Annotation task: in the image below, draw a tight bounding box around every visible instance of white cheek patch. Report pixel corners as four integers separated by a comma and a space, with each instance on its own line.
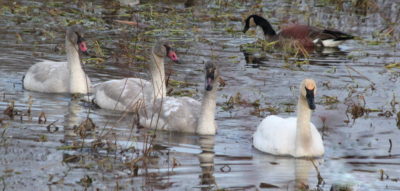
321, 39, 344, 47
256, 26, 266, 40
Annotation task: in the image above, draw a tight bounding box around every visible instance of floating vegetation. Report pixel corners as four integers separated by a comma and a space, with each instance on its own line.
385, 63, 400, 69
167, 79, 196, 88
221, 92, 251, 111
168, 89, 197, 97
397, 112, 400, 129
321, 95, 340, 105
3, 101, 16, 119
38, 111, 46, 124
73, 118, 96, 138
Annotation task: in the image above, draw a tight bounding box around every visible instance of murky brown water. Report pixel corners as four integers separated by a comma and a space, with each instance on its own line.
1, 0, 400, 190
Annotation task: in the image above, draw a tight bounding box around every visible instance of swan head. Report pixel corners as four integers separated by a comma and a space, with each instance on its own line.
300, 79, 316, 110
153, 41, 180, 63
66, 25, 88, 55
204, 61, 219, 91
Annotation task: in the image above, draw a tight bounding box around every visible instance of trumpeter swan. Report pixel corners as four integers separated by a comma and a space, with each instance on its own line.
253, 79, 324, 157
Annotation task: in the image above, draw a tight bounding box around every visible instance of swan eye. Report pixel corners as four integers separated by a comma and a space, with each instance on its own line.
76, 32, 85, 43
163, 44, 171, 54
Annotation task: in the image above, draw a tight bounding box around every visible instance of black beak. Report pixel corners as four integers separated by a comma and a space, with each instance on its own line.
243, 25, 249, 33
305, 88, 316, 110
205, 77, 213, 91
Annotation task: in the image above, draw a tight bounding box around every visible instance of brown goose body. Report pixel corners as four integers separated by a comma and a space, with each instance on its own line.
243, 15, 354, 48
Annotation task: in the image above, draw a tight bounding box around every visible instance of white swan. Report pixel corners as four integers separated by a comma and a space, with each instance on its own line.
253, 79, 324, 157
140, 61, 219, 135
23, 25, 91, 94
92, 41, 179, 111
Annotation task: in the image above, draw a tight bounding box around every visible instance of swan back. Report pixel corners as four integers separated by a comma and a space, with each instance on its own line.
94, 78, 152, 111
140, 96, 201, 133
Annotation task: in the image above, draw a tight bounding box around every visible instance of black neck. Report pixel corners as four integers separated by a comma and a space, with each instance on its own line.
245, 15, 276, 37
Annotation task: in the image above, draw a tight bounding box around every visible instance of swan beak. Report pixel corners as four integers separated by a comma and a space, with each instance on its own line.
167, 50, 181, 64
306, 88, 316, 110
77, 37, 88, 55
206, 77, 213, 91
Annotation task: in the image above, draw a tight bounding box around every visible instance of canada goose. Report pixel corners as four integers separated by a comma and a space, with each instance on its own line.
92, 41, 179, 111
23, 25, 91, 93
140, 61, 219, 135
243, 15, 354, 48
253, 79, 324, 157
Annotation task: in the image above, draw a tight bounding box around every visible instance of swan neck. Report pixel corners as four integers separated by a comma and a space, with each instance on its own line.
197, 87, 217, 135
150, 52, 166, 100
296, 96, 312, 144
66, 38, 87, 93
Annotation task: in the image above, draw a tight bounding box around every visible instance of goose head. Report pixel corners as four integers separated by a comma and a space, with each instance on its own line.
66, 25, 88, 55
243, 15, 257, 33
204, 61, 219, 91
243, 15, 276, 36
153, 41, 180, 63
300, 79, 316, 110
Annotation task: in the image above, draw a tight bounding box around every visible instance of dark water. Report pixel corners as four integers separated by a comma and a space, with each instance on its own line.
0, 0, 400, 190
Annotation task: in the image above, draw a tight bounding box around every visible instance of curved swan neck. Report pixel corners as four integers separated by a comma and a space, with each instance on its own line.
149, 51, 166, 100
66, 38, 87, 93
196, 86, 217, 135
296, 96, 312, 146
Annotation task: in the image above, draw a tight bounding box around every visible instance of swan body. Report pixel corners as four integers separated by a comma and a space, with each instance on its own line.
140, 61, 219, 135
243, 15, 354, 48
140, 96, 201, 133
92, 41, 179, 111
253, 79, 324, 157
23, 25, 91, 94
93, 78, 152, 111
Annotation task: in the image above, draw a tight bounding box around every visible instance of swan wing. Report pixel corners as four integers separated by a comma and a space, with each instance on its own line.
309, 123, 325, 156
253, 116, 297, 155
94, 78, 151, 111
24, 61, 68, 93
141, 97, 200, 133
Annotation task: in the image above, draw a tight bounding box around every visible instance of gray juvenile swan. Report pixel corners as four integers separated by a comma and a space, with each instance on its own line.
253, 79, 324, 157
23, 25, 91, 94
140, 61, 219, 135
92, 41, 179, 111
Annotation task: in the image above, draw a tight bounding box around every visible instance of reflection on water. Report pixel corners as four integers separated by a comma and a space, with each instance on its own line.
198, 136, 216, 189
